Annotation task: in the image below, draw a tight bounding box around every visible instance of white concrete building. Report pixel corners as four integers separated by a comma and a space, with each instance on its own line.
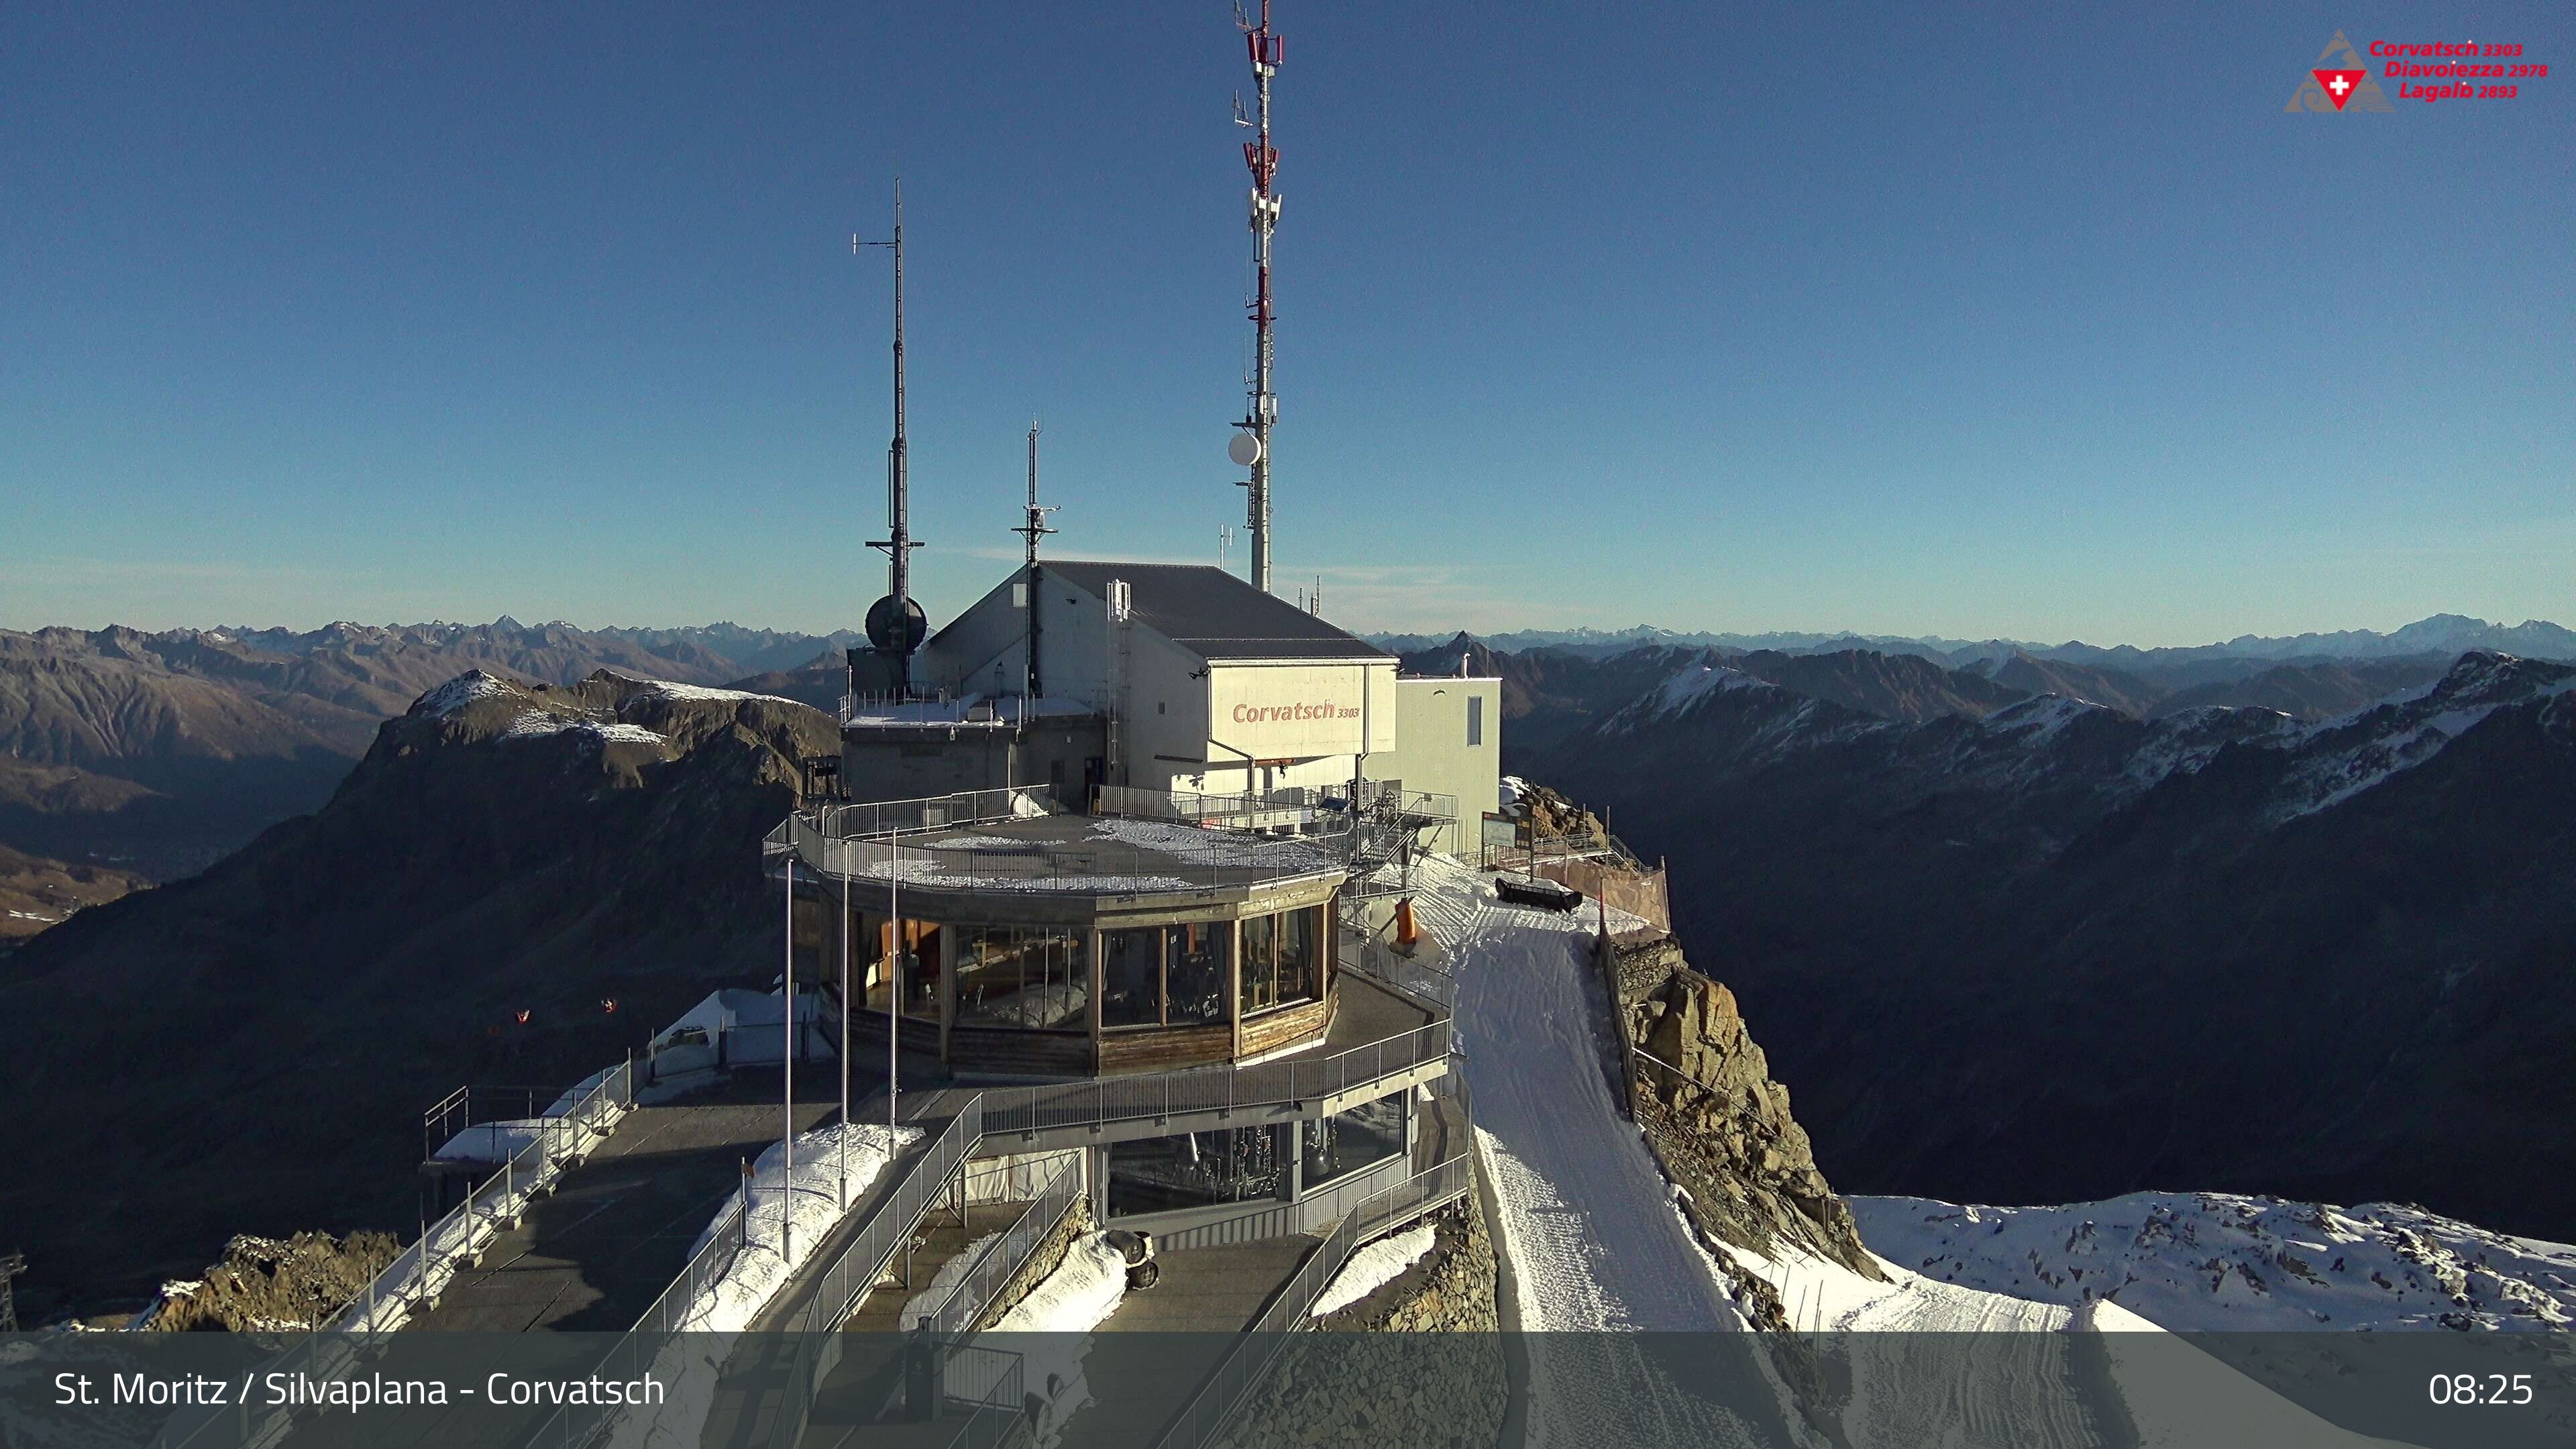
851, 561, 1497, 844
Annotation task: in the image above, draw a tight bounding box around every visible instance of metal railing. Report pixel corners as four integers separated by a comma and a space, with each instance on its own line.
149, 1061, 635, 1449
1151, 1150, 1477, 1449
979, 1020, 1450, 1138
922, 1153, 1083, 1336
421, 1084, 593, 1165
804, 786, 1064, 842
1347, 933, 1456, 1012
539, 992, 1456, 1449
781, 811, 1352, 896
341, 1061, 632, 1336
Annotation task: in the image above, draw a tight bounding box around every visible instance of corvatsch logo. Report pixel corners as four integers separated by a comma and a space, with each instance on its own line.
2288, 30, 2396, 111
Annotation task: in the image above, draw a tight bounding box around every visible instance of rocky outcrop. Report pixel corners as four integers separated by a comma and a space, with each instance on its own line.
1606, 934, 1884, 1285
1313, 1199, 1500, 1334
143, 1230, 400, 1332
0, 669, 841, 1318
1212, 1196, 1506, 1449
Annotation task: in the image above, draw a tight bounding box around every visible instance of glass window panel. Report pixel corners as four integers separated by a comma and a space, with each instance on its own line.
955, 926, 1089, 1030
1300, 1093, 1406, 1189
1108, 1126, 1284, 1216
1278, 905, 1325, 1005
859, 912, 939, 1020
1100, 926, 1163, 1028
1241, 913, 1279, 1013
1163, 921, 1230, 1026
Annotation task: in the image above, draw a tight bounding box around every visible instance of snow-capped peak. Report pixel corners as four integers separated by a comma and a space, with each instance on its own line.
414, 670, 517, 716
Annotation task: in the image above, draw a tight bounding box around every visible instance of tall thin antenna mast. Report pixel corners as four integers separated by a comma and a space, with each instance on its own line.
1014, 420, 1057, 574
1012, 420, 1057, 701
1232, 0, 1282, 593
858, 182, 925, 694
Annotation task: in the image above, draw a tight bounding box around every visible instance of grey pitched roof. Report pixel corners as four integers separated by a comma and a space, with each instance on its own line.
1040, 561, 1393, 662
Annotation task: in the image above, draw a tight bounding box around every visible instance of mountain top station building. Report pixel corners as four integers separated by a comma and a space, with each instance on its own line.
839, 561, 1498, 854
763, 559, 1498, 1248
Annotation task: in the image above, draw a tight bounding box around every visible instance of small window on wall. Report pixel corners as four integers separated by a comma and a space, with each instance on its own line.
1301, 1093, 1405, 1188
1241, 904, 1326, 1015
1108, 1126, 1283, 1216
1467, 695, 1485, 747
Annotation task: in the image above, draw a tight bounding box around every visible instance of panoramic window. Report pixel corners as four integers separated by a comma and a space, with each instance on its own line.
953, 926, 1087, 1030
1467, 694, 1484, 747
1240, 904, 1326, 1014
1163, 921, 1230, 1025
1108, 1126, 1283, 1216
1300, 1093, 1406, 1189
1099, 926, 1162, 1028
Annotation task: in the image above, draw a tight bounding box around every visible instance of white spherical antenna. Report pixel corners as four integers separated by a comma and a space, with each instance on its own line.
1228, 432, 1263, 467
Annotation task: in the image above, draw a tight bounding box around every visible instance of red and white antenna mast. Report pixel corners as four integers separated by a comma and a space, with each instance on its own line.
1231, 1, 1283, 593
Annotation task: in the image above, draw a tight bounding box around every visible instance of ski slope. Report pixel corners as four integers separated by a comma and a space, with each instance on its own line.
1416, 855, 2403, 1449
1419, 857, 1795, 1448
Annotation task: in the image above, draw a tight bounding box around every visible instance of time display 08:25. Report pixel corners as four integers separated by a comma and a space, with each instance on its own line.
2429, 1373, 2535, 1406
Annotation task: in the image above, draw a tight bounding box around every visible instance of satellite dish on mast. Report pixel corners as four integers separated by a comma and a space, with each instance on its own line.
1228, 432, 1263, 467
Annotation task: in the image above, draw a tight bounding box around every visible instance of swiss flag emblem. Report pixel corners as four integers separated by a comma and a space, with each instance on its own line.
2313, 68, 2365, 109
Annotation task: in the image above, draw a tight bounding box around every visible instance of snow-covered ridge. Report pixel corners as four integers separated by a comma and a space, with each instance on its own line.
415, 669, 515, 716
612, 674, 804, 708
1850, 1191, 2576, 1332
1604, 662, 1782, 732
1610, 649, 2573, 819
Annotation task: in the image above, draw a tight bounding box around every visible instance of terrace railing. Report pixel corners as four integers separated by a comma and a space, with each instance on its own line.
148, 1061, 634, 1449
778, 813, 1354, 896
979, 1020, 1449, 1140
1150, 1149, 1478, 1449
804, 784, 1065, 841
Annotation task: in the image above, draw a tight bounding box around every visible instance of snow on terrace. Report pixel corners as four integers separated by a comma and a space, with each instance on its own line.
1309, 1222, 1435, 1317
617, 1120, 919, 1449
826, 814, 1347, 897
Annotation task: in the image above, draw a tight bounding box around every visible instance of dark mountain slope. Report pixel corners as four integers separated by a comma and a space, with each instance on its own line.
1971, 652, 2162, 716
1729, 648, 2030, 722
2145, 655, 2450, 720
0, 671, 836, 1314
1536, 653, 2576, 1238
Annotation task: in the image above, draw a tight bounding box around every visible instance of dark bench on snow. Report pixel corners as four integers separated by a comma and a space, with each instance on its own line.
1495, 873, 1583, 912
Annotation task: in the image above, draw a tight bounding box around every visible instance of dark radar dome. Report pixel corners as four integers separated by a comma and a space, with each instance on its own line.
865, 595, 927, 653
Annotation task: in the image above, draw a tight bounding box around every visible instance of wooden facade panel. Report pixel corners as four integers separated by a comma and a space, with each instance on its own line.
951, 1027, 1093, 1076
1098, 1021, 1236, 1075
1238, 994, 1332, 1057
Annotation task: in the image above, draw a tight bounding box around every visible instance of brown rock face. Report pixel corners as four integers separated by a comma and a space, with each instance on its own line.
1610, 935, 1883, 1281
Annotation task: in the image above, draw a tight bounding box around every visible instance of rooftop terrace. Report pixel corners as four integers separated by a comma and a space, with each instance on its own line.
773, 786, 1361, 902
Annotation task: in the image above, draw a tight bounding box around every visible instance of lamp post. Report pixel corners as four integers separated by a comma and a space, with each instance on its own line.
782, 855, 795, 1267
888, 837, 901, 1154
840, 863, 852, 1210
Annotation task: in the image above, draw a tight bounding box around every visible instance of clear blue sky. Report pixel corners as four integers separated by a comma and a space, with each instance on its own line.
5, 2, 2569, 645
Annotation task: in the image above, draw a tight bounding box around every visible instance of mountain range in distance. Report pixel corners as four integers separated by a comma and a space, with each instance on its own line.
1375, 613, 2576, 669
0, 619, 858, 916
